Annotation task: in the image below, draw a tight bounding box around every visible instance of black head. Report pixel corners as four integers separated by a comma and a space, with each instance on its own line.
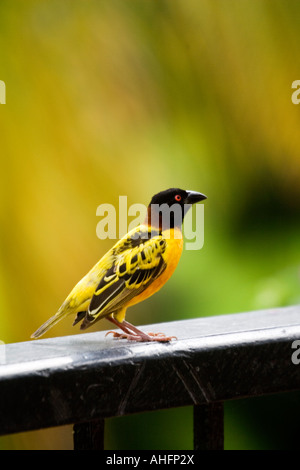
150, 188, 207, 207
146, 188, 207, 230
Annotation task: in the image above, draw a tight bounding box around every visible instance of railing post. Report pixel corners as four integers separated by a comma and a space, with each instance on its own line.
73, 418, 105, 450
193, 403, 224, 450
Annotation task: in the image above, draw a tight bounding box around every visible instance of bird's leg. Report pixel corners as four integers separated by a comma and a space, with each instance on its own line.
106, 317, 135, 339
106, 317, 176, 342
106, 317, 152, 341
122, 320, 177, 342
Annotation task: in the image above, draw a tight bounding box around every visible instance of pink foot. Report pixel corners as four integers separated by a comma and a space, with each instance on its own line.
105, 330, 176, 342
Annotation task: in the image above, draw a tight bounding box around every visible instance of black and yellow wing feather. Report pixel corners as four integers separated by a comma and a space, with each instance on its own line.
80, 227, 167, 329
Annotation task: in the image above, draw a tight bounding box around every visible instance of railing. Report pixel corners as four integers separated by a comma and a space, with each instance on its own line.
1, 305, 300, 450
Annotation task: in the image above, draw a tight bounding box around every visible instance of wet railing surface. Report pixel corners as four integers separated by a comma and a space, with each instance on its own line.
1, 305, 300, 449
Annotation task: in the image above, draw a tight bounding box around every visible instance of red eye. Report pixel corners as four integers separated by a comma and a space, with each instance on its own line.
175, 194, 181, 201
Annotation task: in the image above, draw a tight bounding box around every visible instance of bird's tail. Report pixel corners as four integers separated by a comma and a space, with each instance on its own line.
31, 303, 70, 339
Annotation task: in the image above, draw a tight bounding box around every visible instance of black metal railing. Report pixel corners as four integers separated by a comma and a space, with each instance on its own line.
1, 305, 300, 449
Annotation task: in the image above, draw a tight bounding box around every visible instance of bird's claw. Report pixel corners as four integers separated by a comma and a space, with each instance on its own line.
147, 332, 177, 341
105, 330, 177, 342
105, 330, 128, 339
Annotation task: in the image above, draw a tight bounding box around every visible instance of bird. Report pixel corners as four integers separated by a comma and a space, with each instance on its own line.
31, 188, 207, 342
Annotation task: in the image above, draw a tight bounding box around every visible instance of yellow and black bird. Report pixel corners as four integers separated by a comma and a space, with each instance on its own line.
31, 188, 206, 342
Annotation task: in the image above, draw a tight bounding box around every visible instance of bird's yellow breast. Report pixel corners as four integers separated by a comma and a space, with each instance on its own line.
126, 228, 183, 308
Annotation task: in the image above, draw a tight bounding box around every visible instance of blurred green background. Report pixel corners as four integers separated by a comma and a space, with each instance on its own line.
1, 0, 300, 449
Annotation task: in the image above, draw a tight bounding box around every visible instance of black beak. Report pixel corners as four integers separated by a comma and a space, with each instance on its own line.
185, 190, 207, 204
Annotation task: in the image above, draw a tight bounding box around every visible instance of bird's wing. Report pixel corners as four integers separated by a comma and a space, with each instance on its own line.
81, 228, 167, 327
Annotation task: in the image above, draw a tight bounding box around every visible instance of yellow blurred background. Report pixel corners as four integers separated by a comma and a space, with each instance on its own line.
1, 0, 300, 449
